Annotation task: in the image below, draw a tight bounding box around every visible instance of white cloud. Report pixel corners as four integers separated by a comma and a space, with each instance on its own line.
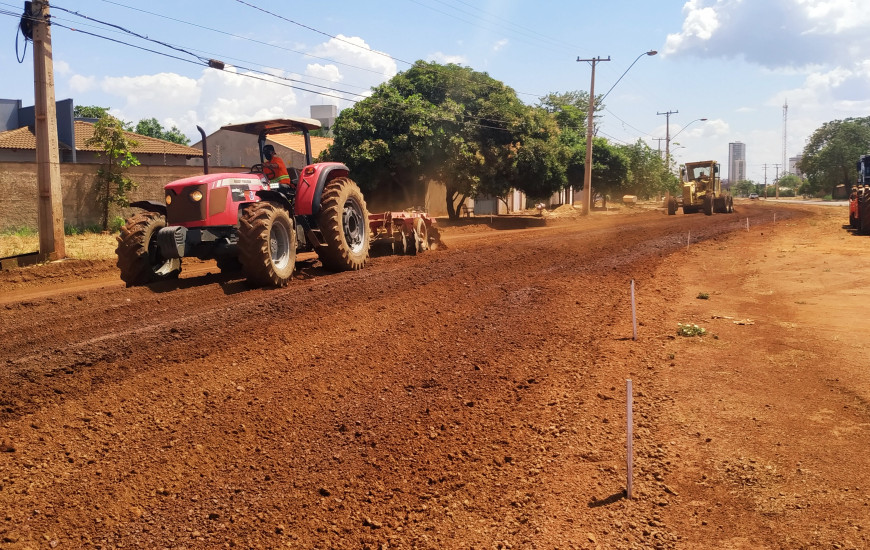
663, 0, 870, 69
492, 39, 509, 52
54, 60, 71, 76
426, 52, 468, 65
306, 64, 343, 83
68, 74, 96, 93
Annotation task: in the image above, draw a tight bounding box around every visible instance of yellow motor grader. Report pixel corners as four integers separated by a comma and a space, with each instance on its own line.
667, 160, 734, 215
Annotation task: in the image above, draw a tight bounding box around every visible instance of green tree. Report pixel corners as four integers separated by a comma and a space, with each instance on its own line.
74, 105, 111, 119
134, 117, 190, 145
324, 61, 566, 218
620, 139, 670, 198
799, 118, 870, 197
86, 115, 140, 231
537, 91, 600, 134
731, 179, 757, 197
564, 136, 629, 207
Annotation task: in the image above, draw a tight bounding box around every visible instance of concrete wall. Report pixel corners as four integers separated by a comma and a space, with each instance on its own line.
0, 162, 208, 231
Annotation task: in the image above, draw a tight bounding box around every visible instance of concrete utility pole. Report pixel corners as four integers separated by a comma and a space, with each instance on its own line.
31, 0, 65, 260
577, 55, 609, 215
653, 137, 666, 158
762, 164, 768, 197
658, 110, 678, 172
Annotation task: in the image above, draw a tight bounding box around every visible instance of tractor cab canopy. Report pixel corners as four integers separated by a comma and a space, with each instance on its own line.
221, 117, 323, 166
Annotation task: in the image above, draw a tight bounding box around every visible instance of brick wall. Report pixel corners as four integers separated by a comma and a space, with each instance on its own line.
0, 162, 208, 231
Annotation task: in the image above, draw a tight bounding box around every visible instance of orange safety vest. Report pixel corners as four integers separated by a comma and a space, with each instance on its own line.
264, 155, 291, 185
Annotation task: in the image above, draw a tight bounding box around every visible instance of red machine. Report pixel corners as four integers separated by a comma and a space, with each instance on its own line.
116, 118, 437, 288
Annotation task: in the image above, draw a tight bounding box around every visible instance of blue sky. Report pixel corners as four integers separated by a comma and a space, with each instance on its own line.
3, 0, 869, 184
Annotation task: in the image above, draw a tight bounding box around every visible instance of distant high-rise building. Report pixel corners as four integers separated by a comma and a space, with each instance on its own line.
789, 155, 803, 178
729, 142, 746, 183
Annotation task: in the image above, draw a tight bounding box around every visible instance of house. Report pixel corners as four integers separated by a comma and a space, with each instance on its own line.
0, 98, 203, 165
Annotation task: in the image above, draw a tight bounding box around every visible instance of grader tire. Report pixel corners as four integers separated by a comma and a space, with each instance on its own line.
238, 201, 296, 287
316, 177, 370, 271
667, 197, 678, 215
703, 195, 714, 216
115, 212, 181, 287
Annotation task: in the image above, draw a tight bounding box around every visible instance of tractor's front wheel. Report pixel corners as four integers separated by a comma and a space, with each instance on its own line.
667, 197, 678, 215
238, 201, 296, 287
115, 212, 181, 287
317, 177, 370, 271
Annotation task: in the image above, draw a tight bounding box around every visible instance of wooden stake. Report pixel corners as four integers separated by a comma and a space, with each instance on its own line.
631, 279, 637, 341
627, 379, 634, 499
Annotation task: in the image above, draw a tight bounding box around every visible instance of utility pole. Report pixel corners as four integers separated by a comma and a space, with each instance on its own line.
657, 110, 678, 172
653, 138, 666, 158
31, 0, 65, 260
762, 164, 768, 198
577, 55, 609, 215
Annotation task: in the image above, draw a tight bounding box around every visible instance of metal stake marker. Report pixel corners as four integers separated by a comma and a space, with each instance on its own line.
687, 230, 691, 251
631, 280, 637, 341
627, 379, 634, 499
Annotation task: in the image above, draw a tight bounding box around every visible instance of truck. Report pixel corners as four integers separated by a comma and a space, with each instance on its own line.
667, 160, 734, 216
115, 118, 438, 288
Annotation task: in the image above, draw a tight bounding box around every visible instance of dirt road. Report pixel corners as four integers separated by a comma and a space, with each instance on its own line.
1, 202, 867, 549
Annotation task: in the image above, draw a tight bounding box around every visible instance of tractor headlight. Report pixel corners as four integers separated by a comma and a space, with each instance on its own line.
190, 190, 203, 202
165, 194, 172, 205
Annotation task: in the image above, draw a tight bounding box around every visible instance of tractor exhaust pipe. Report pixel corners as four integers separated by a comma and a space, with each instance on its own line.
197, 125, 209, 175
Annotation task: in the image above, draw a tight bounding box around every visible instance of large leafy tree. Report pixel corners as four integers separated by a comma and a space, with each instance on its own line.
86, 115, 140, 231
324, 61, 568, 218
799, 118, 870, 196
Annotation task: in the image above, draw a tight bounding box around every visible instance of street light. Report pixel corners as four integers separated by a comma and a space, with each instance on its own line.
661, 116, 707, 171
577, 50, 656, 215
599, 50, 658, 104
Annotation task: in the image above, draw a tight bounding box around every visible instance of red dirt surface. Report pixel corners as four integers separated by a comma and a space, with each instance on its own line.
1, 202, 867, 549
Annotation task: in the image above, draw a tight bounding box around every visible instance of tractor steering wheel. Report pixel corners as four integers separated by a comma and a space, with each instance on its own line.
249, 163, 264, 174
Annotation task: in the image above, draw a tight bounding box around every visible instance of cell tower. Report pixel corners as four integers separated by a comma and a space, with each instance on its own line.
782, 100, 788, 176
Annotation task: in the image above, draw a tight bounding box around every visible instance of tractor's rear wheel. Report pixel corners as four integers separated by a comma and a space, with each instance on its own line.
703, 194, 714, 216
727, 196, 734, 213
317, 177, 370, 271
115, 212, 181, 287
238, 201, 296, 287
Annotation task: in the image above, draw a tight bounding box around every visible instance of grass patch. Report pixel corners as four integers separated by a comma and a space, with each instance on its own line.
696, 292, 710, 300
677, 323, 707, 337
0, 230, 117, 260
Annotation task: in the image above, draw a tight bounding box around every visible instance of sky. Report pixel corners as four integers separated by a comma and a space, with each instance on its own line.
2, 0, 870, 184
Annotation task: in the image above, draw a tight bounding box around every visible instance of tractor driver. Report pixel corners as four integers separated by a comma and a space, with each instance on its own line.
262, 144, 292, 187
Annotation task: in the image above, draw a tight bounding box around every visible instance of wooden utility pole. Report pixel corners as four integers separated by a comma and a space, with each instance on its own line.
577, 56, 609, 215
31, 0, 65, 260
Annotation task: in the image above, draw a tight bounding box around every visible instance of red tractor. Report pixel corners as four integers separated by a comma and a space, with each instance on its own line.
116, 118, 371, 287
